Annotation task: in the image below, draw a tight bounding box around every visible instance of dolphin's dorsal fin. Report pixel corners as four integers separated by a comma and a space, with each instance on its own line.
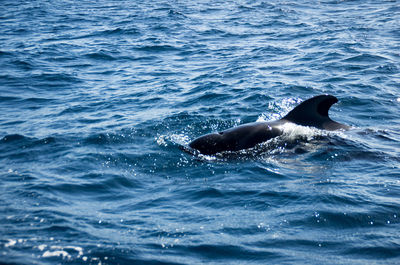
281, 95, 349, 130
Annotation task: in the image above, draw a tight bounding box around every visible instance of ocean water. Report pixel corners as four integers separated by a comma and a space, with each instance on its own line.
1, 0, 400, 264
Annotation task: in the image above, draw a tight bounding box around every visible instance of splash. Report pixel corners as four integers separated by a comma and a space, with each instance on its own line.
277, 122, 327, 141
156, 133, 191, 147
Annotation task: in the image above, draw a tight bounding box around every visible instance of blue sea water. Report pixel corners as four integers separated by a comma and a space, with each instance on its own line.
1, 0, 400, 264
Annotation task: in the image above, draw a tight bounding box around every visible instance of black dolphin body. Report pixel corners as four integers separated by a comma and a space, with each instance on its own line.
189, 95, 350, 155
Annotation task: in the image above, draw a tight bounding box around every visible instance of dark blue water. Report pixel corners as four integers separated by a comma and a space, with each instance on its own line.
1, 0, 400, 264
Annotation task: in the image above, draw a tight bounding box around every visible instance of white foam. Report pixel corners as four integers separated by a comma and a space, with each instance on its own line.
156, 133, 190, 147
38, 244, 47, 251
5, 239, 16, 247
156, 135, 167, 146
42, 250, 69, 258
40, 245, 84, 259
278, 122, 324, 141
169, 133, 190, 145
198, 153, 217, 161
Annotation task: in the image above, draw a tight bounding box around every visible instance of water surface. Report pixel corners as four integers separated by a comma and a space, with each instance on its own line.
1, 0, 400, 264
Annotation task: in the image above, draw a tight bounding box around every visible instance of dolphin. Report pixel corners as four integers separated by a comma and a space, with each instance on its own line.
189, 95, 350, 155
